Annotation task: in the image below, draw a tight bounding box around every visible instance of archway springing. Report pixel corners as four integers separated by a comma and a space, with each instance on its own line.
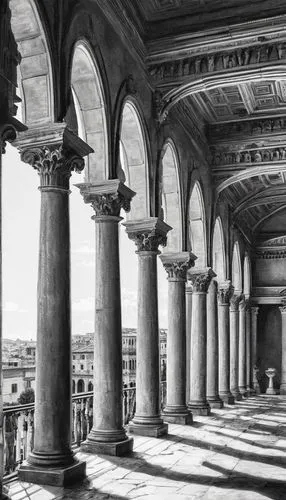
71, 41, 108, 182
119, 101, 149, 219
232, 242, 242, 293
161, 141, 182, 251
212, 217, 226, 283
188, 182, 207, 267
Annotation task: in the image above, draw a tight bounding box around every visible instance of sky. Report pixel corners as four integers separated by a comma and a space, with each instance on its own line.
2, 144, 168, 340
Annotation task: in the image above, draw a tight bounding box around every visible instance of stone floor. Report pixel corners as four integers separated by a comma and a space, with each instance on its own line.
5, 396, 286, 500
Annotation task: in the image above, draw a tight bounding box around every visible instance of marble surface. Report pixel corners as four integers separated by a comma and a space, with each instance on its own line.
5, 395, 286, 499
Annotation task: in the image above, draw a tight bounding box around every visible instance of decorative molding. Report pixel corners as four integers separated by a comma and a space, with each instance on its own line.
77, 180, 136, 217
217, 281, 233, 305
123, 217, 172, 253
255, 248, 286, 259
212, 146, 286, 167
188, 268, 216, 293
160, 252, 197, 281
208, 117, 286, 143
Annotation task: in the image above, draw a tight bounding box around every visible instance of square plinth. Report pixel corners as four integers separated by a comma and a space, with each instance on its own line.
128, 422, 168, 437
221, 394, 235, 405
163, 412, 193, 425
18, 459, 86, 487
189, 406, 211, 416
81, 437, 133, 456
208, 400, 224, 409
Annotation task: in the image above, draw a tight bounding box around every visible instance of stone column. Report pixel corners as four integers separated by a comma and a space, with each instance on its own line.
188, 268, 215, 415
185, 283, 192, 403
238, 297, 247, 396
245, 301, 252, 395
77, 180, 135, 454
229, 295, 242, 401
124, 218, 171, 437
251, 306, 260, 393
279, 304, 286, 394
207, 280, 223, 408
160, 252, 196, 424
16, 125, 92, 485
217, 282, 235, 404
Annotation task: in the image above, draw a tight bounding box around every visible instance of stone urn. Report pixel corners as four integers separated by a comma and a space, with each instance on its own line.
265, 368, 277, 395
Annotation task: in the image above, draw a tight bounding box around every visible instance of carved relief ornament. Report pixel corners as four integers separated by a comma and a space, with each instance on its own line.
124, 218, 172, 253
188, 268, 216, 293
76, 180, 136, 218
212, 146, 286, 167
230, 294, 241, 311
160, 252, 197, 281
217, 282, 233, 305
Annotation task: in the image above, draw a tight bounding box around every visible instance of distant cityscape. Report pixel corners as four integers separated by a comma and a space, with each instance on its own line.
3, 329, 167, 405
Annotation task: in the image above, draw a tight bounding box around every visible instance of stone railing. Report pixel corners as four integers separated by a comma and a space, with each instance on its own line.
2, 384, 168, 478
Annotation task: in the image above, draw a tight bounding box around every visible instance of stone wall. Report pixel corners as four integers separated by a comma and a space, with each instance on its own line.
257, 305, 281, 393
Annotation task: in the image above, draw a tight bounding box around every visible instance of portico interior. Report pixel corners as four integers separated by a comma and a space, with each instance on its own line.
1, 0, 286, 497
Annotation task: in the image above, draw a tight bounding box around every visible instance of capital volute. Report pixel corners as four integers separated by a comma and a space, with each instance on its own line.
217, 280, 233, 305
123, 217, 172, 253
76, 179, 136, 218
160, 252, 197, 281
188, 267, 216, 293
14, 124, 93, 190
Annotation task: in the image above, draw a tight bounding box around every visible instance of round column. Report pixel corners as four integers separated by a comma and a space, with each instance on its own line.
229, 295, 242, 401
239, 298, 247, 396
279, 304, 286, 394
207, 280, 223, 408
79, 180, 134, 455
245, 301, 252, 395
251, 306, 260, 393
188, 268, 215, 416
124, 218, 171, 437
218, 283, 235, 405
160, 253, 195, 424
185, 284, 192, 403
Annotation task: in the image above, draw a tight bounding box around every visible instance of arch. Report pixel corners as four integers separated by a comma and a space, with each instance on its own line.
77, 379, 85, 393
10, 0, 54, 124
188, 181, 207, 267
72, 380, 75, 394
212, 217, 226, 282
244, 253, 251, 298
232, 242, 242, 293
88, 381, 93, 391
118, 100, 150, 219
70, 41, 108, 182
161, 140, 183, 251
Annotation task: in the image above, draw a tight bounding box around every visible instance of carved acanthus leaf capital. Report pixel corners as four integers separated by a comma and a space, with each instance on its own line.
230, 294, 242, 311
239, 295, 246, 311
188, 268, 216, 293
160, 252, 197, 281
77, 180, 136, 217
217, 281, 233, 305
124, 217, 172, 253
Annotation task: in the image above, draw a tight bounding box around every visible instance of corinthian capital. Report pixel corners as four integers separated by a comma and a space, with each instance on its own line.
230, 294, 241, 312
123, 218, 172, 253
188, 268, 216, 293
160, 252, 197, 281
77, 180, 136, 217
217, 281, 233, 305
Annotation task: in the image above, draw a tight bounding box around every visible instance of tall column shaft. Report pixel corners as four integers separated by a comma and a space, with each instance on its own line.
207, 280, 223, 408
124, 218, 171, 437
251, 306, 259, 391
185, 285, 192, 403
229, 296, 242, 400
161, 253, 195, 425
188, 268, 215, 416
239, 298, 247, 396
78, 180, 134, 455
218, 283, 235, 405
245, 302, 252, 394
279, 305, 286, 395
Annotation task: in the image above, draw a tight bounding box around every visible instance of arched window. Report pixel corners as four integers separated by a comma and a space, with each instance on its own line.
77, 379, 85, 393
212, 217, 226, 283
72, 380, 75, 394
232, 242, 242, 293
188, 182, 207, 267
88, 381, 93, 391
161, 141, 182, 251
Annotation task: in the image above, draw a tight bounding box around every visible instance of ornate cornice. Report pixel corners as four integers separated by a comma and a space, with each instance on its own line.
212, 145, 286, 168
77, 180, 136, 217
160, 252, 197, 282
217, 281, 233, 305
123, 217, 172, 253
188, 268, 216, 293
255, 248, 286, 259
208, 117, 286, 144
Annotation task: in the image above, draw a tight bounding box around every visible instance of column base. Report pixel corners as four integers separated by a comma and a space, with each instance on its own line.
280, 383, 286, 395
18, 459, 86, 487
219, 393, 235, 405
266, 388, 276, 395
230, 388, 242, 401
128, 420, 168, 437
188, 401, 211, 416
81, 437, 133, 456
162, 410, 193, 425
207, 397, 224, 409
239, 386, 247, 397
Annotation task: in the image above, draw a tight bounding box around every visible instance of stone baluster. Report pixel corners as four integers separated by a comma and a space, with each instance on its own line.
16, 414, 22, 465
251, 306, 259, 393
16, 124, 92, 485
239, 297, 247, 396
207, 280, 223, 408
188, 268, 216, 415
160, 252, 196, 424
124, 218, 171, 437
218, 282, 235, 404
185, 283, 193, 403
279, 303, 286, 394
77, 180, 135, 454
229, 295, 242, 400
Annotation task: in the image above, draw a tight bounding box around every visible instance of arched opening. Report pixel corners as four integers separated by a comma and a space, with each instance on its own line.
88, 381, 93, 392
118, 100, 149, 220
72, 380, 75, 394
212, 217, 226, 283
161, 141, 182, 252
70, 41, 108, 182
244, 253, 251, 298
77, 379, 85, 393
232, 242, 242, 294
188, 182, 207, 268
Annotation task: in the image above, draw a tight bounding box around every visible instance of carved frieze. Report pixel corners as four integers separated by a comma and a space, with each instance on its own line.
208, 117, 286, 142
212, 146, 286, 167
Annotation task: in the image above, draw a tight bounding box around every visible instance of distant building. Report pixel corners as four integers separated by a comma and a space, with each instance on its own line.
3, 366, 36, 405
